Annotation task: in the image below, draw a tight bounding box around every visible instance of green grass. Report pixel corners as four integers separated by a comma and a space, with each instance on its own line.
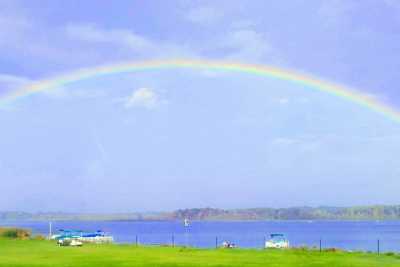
0, 238, 400, 267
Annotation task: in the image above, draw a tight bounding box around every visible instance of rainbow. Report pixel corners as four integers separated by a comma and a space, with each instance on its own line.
1, 59, 399, 123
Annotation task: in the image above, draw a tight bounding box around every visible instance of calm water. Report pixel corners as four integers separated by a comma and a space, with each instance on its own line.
2, 220, 400, 252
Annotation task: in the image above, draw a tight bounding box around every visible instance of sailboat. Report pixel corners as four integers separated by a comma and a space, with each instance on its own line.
184, 218, 190, 227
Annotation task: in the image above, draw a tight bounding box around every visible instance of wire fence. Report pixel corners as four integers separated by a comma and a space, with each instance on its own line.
119, 234, 400, 253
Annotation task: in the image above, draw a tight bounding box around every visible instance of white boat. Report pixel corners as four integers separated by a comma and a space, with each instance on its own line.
265, 234, 289, 249
184, 218, 190, 227
58, 238, 83, 247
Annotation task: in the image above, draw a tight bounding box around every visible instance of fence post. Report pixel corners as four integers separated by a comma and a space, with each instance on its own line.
172, 235, 175, 247
48, 221, 52, 240
377, 239, 380, 254
215, 236, 218, 249
319, 239, 322, 252
135, 235, 138, 246
263, 236, 266, 249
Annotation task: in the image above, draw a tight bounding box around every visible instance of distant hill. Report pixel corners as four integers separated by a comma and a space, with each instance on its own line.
171, 206, 400, 221
2, 205, 400, 221
0, 211, 170, 222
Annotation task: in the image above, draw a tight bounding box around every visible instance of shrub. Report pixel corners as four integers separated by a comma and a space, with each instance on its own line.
0, 227, 31, 239
323, 248, 342, 253
33, 235, 46, 240
292, 245, 310, 251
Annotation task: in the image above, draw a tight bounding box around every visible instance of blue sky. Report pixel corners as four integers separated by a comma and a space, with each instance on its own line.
1, 0, 400, 212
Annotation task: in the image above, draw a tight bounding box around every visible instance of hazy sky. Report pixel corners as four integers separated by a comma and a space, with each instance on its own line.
1, 0, 400, 212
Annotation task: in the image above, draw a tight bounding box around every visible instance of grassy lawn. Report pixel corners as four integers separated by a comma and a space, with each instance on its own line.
0, 238, 400, 267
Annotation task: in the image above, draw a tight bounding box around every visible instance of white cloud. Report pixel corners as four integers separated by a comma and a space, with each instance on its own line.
383, 0, 400, 9
121, 88, 163, 110
0, 19, 102, 71
277, 98, 289, 105
231, 20, 257, 30
359, 92, 388, 103
185, 6, 223, 25
215, 29, 281, 63
0, 1, 32, 44
318, 0, 356, 29
298, 97, 310, 104
66, 24, 156, 53
91, 129, 108, 162
0, 2, 283, 80
0, 74, 31, 87
272, 137, 297, 146
0, 73, 106, 101
0, 74, 31, 99
0, 74, 30, 111
0, 16, 31, 44
271, 136, 321, 152
1, 9, 197, 73
41, 86, 107, 100
65, 23, 196, 59
270, 97, 292, 105
179, 3, 281, 63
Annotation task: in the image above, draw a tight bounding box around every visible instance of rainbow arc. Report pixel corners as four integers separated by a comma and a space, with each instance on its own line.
1, 59, 399, 123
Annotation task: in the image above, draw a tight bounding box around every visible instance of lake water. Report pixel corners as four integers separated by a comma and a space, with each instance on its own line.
2, 220, 400, 252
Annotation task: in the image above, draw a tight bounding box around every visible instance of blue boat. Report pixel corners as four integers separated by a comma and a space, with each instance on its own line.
52, 229, 113, 244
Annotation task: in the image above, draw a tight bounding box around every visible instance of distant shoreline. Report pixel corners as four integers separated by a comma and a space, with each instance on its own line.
2, 205, 400, 221
2, 219, 400, 223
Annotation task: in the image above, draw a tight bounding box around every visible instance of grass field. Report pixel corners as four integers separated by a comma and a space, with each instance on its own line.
1, 238, 400, 267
